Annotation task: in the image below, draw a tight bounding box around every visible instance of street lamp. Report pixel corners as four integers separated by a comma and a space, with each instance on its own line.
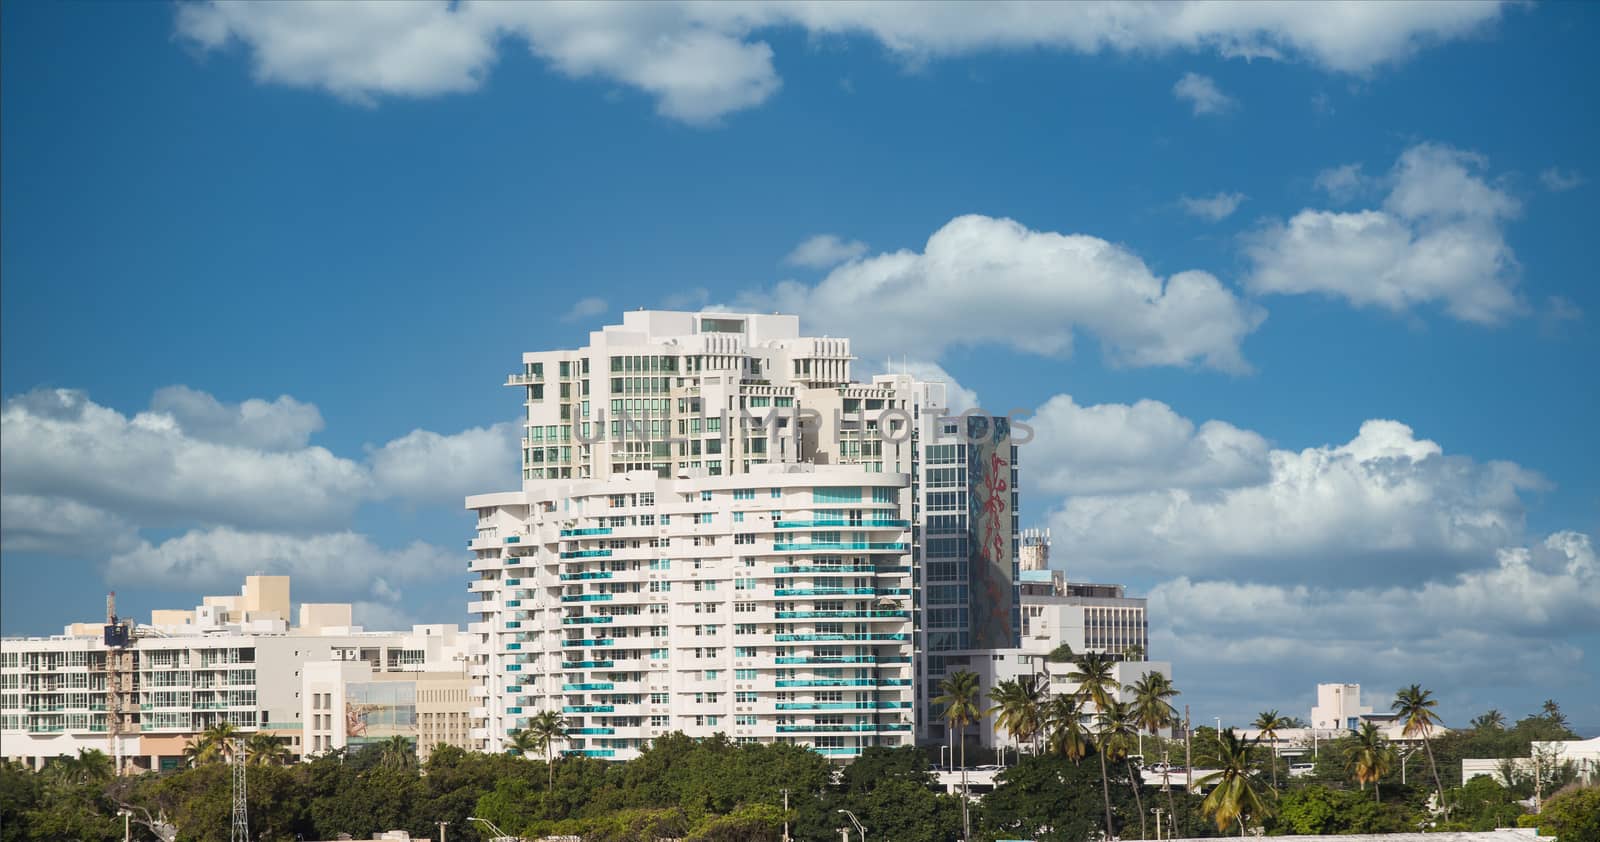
467, 816, 511, 841
837, 809, 866, 842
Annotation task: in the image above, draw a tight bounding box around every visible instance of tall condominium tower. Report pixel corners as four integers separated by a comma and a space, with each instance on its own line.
466, 311, 1018, 759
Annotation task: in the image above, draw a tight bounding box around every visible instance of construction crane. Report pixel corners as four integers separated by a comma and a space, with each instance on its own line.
104, 592, 134, 775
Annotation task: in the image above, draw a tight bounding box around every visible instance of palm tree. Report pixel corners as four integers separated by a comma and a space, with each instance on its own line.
47, 749, 114, 786
1392, 685, 1447, 811
1044, 694, 1090, 764
244, 733, 290, 766
1199, 728, 1271, 834
1102, 699, 1147, 839
1070, 653, 1121, 840
1470, 709, 1507, 731
1541, 699, 1568, 728
934, 670, 982, 842
988, 675, 1047, 755
1345, 722, 1392, 802
1252, 710, 1292, 792
508, 727, 541, 757
185, 721, 241, 765
528, 709, 569, 789
1130, 672, 1181, 824
1122, 644, 1145, 661
378, 735, 415, 769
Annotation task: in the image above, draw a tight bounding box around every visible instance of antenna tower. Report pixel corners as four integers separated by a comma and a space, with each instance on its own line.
231, 738, 249, 842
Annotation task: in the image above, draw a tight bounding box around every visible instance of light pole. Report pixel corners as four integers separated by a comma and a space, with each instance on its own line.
119, 809, 131, 842
781, 789, 790, 842
437, 820, 449, 842
1152, 807, 1165, 841
467, 816, 510, 841
837, 808, 866, 842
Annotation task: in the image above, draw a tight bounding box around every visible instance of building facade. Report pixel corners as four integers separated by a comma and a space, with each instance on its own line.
466, 311, 1022, 759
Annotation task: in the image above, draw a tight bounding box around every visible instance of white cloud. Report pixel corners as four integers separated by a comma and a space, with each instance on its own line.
741, 214, 1264, 372
1172, 72, 1236, 115
149, 385, 324, 451
1047, 418, 1544, 585
368, 421, 522, 505
1179, 191, 1246, 221
1149, 531, 1598, 724
175, 1, 1510, 123
1, 388, 370, 532
1313, 163, 1367, 202
561, 296, 609, 323
0, 494, 141, 556
106, 527, 456, 596
895, 360, 980, 414
1025, 394, 1269, 495
784, 234, 869, 269
1246, 143, 1524, 324
1539, 167, 1585, 192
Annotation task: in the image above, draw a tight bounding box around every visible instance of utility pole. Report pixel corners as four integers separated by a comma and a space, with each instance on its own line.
1184, 705, 1193, 793
437, 821, 448, 842
781, 789, 790, 842
1153, 807, 1164, 841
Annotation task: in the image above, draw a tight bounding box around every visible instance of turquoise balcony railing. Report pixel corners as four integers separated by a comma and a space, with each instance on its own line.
562, 616, 614, 625
775, 610, 909, 620
561, 593, 614, 602
774, 678, 913, 688
776, 723, 912, 733
568, 727, 616, 735
563, 748, 616, 757
561, 661, 614, 669
560, 571, 614, 581
812, 747, 863, 756
775, 701, 913, 711
562, 682, 614, 691
774, 655, 910, 665
561, 528, 613, 536
560, 549, 614, 559
774, 633, 908, 642
563, 704, 614, 713
773, 519, 909, 529
561, 638, 614, 647
773, 541, 908, 552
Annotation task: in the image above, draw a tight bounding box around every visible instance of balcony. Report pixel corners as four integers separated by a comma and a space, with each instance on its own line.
775, 701, 913, 711
562, 682, 614, 691
773, 519, 909, 529
561, 639, 614, 647
559, 572, 614, 581
560, 594, 613, 603
562, 616, 614, 625
811, 747, 863, 756
560, 528, 613, 537
774, 587, 879, 597
773, 565, 885, 575
568, 727, 615, 735
563, 749, 616, 758
563, 704, 614, 713
774, 633, 907, 642
560, 550, 614, 559
776, 723, 912, 733
775, 610, 909, 620
773, 542, 908, 552
560, 661, 614, 669
775, 678, 912, 688
774, 655, 910, 665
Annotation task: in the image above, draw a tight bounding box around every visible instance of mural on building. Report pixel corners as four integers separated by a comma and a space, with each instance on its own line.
344, 682, 418, 747
967, 415, 1015, 649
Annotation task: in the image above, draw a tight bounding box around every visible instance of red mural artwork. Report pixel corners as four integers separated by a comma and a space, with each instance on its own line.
978, 449, 1011, 637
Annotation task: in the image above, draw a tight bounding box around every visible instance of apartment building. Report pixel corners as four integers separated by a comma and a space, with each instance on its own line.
466, 310, 1021, 759
0, 576, 466, 771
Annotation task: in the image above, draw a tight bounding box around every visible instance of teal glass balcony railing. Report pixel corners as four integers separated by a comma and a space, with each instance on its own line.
774, 655, 911, 665
568, 727, 616, 735
560, 571, 614, 581
812, 746, 863, 756
561, 593, 614, 602
562, 616, 614, 625
563, 704, 614, 713
560, 549, 614, 559
562, 682, 614, 691
773, 541, 908, 552
563, 748, 616, 757
561, 638, 614, 647
774, 678, 913, 688
561, 661, 614, 669
775, 701, 913, 711
774, 633, 908, 642
774, 587, 879, 597
560, 527, 613, 537
775, 610, 909, 620
773, 519, 909, 529
776, 723, 912, 733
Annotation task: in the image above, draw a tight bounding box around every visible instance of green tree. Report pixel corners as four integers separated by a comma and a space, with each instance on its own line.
1345, 722, 1393, 802
1044, 694, 1090, 764
1130, 671, 1181, 823
1251, 710, 1291, 792
933, 669, 982, 841
1442, 775, 1524, 831
1198, 728, 1271, 834
379, 734, 416, 770
529, 709, 570, 789
1519, 784, 1600, 842
988, 675, 1047, 754
1469, 709, 1507, 731
1392, 684, 1447, 811
979, 752, 1133, 842
1101, 699, 1147, 839
245, 732, 291, 766
1540, 699, 1568, 728
1070, 652, 1121, 839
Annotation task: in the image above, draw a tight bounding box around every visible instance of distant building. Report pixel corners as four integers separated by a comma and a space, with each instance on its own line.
0, 576, 465, 771
1462, 736, 1600, 786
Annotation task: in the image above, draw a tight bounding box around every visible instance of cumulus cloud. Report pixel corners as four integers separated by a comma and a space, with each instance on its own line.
784, 234, 869, 269
106, 527, 457, 595
1246, 143, 1524, 324
1150, 531, 1598, 723
1173, 72, 1236, 115
887, 360, 980, 414
741, 214, 1265, 372
1, 388, 369, 532
174, 1, 1509, 123
561, 297, 609, 323
149, 385, 324, 451
1025, 394, 1269, 495
0, 494, 141, 556
1179, 191, 1247, 221
369, 421, 522, 504
1048, 418, 1544, 585
1539, 167, 1584, 192
1313, 163, 1367, 202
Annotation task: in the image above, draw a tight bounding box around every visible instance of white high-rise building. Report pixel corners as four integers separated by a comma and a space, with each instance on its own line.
466, 311, 1022, 759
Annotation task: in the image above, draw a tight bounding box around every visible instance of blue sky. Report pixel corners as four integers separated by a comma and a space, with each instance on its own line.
3, 1, 1596, 733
